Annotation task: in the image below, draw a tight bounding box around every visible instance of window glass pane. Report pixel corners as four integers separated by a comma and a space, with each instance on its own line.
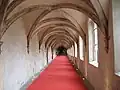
88, 22, 94, 62
75, 42, 77, 57
93, 30, 98, 62
94, 29, 98, 45
94, 23, 97, 29
94, 45, 98, 61
112, 0, 120, 75
79, 36, 84, 60
88, 20, 98, 67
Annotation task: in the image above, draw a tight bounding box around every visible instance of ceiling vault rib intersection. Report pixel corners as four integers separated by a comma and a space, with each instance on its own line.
0, 0, 109, 53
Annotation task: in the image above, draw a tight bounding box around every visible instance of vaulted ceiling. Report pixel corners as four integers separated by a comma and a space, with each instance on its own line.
0, 0, 109, 53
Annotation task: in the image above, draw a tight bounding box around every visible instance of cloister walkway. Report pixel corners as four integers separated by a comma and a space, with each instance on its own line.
27, 56, 88, 90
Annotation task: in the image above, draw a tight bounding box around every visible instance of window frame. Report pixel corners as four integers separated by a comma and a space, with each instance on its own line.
88, 20, 99, 67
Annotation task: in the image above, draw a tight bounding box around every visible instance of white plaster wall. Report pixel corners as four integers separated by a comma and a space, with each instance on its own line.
0, 18, 47, 90
112, 0, 120, 73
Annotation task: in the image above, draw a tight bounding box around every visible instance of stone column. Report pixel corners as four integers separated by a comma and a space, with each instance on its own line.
84, 32, 89, 78
98, 0, 114, 90
46, 48, 49, 64
83, 19, 89, 78
77, 39, 80, 59
73, 44, 75, 57
73, 44, 76, 64
76, 39, 80, 69
103, 0, 114, 90
51, 47, 53, 59
0, 41, 3, 54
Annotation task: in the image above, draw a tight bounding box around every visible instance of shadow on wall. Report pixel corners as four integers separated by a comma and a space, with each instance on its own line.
113, 75, 120, 90
19, 61, 52, 90
19, 72, 40, 90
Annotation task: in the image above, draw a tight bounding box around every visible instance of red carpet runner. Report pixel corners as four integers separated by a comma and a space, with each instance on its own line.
27, 56, 88, 90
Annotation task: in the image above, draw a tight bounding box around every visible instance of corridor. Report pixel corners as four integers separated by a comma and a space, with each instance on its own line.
0, 0, 119, 90
27, 56, 87, 90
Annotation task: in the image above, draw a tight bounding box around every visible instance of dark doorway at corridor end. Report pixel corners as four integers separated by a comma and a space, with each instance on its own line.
56, 46, 67, 56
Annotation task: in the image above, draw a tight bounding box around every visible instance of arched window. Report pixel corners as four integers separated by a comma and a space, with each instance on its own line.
88, 19, 98, 67
79, 36, 84, 60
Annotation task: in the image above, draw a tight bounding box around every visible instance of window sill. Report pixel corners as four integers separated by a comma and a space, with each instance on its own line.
80, 58, 84, 60
89, 61, 98, 67
115, 72, 120, 76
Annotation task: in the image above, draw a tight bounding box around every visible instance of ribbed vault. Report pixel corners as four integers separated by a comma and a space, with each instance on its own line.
0, 0, 109, 53
39, 30, 77, 48
44, 33, 75, 48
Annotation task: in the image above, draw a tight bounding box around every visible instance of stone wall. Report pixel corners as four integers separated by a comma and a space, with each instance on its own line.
0, 19, 49, 90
